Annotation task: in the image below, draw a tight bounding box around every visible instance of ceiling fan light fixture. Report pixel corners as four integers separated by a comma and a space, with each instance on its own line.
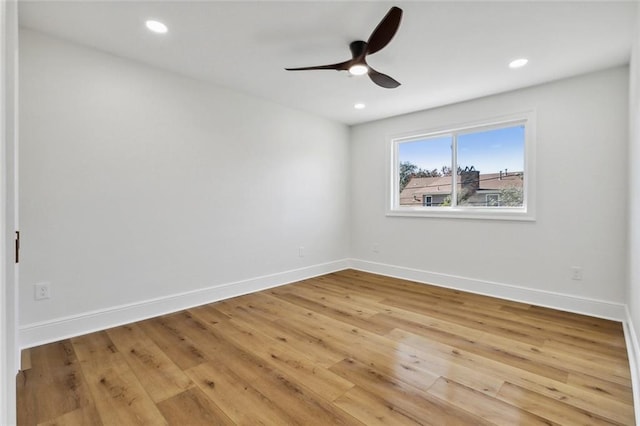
509, 58, 528, 69
145, 20, 168, 34
285, 7, 402, 88
348, 64, 369, 76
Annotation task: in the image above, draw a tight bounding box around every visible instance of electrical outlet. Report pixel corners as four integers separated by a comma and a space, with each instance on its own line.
34, 282, 51, 300
571, 266, 583, 281
298, 246, 305, 258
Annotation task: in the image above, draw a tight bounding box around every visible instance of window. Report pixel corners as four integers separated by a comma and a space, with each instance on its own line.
486, 194, 501, 207
389, 112, 535, 220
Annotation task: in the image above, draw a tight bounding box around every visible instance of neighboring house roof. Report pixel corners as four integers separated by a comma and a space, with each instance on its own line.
399, 172, 523, 205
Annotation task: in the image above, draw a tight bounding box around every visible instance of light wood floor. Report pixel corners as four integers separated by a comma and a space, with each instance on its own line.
17, 270, 635, 425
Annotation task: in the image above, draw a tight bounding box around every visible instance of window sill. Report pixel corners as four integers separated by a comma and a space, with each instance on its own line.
386, 207, 535, 221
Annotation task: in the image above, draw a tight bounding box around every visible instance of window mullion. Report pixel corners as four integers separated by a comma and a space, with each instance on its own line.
451, 133, 458, 208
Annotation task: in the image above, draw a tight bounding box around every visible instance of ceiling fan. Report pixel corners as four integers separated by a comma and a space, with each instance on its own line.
285, 6, 403, 89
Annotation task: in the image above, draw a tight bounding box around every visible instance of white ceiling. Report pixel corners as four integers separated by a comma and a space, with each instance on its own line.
18, 1, 637, 125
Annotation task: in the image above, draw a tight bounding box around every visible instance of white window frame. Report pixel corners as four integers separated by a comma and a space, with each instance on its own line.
423, 195, 432, 207
387, 111, 536, 221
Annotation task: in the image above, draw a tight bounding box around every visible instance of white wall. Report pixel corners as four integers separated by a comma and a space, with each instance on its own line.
350, 67, 629, 314
18, 29, 350, 338
627, 2, 640, 405
629, 0, 640, 337
1, 1, 19, 424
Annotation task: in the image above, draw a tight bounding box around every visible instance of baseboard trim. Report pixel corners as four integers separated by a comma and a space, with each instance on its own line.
623, 306, 640, 425
348, 259, 627, 321
19, 258, 628, 351
19, 259, 349, 351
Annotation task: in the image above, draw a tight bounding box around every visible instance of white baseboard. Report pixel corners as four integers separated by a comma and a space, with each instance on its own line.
19, 259, 349, 350
19, 257, 628, 350
624, 307, 640, 426
348, 259, 627, 321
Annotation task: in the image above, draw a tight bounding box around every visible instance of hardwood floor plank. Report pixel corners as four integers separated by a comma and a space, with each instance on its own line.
157, 307, 359, 423
149, 310, 243, 360
203, 338, 362, 425
156, 387, 235, 426
37, 405, 104, 426
273, 283, 381, 317
17, 341, 93, 425
270, 290, 397, 335
17, 270, 634, 425
297, 276, 388, 306
333, 386, 426, 426
329, 358, 492, 425
276, 304, 503, 395
105, 324, 193, 403
211, 317, 355, 401
382, 296, 549, 347
325, 272, 468, 309
324, 277, 624, 352
501, 373, 634, 424
264, 291, 501, 396
70, 331, 118, 362
213, 292, 292, 323
388, 326, 566, 386
543, 337, 629, 362
567, 371, 634, 405
77, 352, 168, 425
137, 315, 209, 370
496, 307, 627, 349
405, 295, 624, 349
381, 340, 505, 395
217, 306, 346, 367
269, 289, 391, 335
331, 270, 523, 313
382, 309, 629, 385
387, 325, 570, 383
185, 361, 299, 425
533, 343, 631, 385
342, 270, 626, 348
187, 304, 232, 326
504, 304, 625, 333
20, 349, 31, 371
388, 327, 634, 423
427, 377, 556, 426
496, 381, 630, 425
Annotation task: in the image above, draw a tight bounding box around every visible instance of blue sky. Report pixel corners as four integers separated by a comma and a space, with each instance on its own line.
399, 125, 525, 174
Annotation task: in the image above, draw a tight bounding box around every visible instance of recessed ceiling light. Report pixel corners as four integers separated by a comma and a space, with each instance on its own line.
145, 20, 168, 34
348, 64, 369, 76
354, 103, 366, 110
509, 58, 528, 69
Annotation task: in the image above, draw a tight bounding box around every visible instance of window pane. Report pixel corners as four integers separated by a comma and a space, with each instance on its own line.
398, 135, 453, 207
456, 125, 525, 207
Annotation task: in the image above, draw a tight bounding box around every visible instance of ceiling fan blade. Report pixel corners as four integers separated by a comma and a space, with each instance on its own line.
368, 68, 401, 89
285, 60, 351, 71
366, 6, 403, 55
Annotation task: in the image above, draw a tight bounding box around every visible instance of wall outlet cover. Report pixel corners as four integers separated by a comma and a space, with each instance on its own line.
35, 282, 51, 300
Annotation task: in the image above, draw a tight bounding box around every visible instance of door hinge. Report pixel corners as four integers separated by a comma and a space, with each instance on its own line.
15, 231, 20, 263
